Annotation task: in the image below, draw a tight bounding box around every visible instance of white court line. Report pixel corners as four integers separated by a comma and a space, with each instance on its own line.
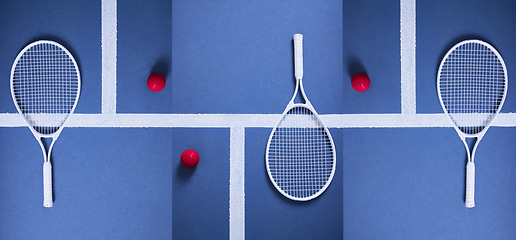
400, 0, 416, 114
229, 127, 245, 240
101, 0, 117, 114
51, 113, 516, 128
2, 113, 516, 128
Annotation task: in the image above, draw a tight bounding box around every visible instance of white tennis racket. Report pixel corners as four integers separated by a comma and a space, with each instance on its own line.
10, 40, 81, 207
437, 39, 507, 208
265, 34, 336, 201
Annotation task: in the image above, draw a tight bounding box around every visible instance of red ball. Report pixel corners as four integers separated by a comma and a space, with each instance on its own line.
180, 149, 199, 168
147, 73, 166, 92
351, 73, 370, 92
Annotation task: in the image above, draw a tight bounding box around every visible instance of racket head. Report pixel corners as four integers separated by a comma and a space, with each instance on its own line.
437, 39, 507, 137
10, 40, 81, 137
266, 103, 336, 201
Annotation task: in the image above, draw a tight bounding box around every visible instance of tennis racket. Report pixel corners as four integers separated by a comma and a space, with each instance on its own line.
265, 34, 336, 201
10, 40, 81, 207
437, 39, 507, 208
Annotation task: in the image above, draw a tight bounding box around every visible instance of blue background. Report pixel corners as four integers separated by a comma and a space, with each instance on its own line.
1, 0, 516, 239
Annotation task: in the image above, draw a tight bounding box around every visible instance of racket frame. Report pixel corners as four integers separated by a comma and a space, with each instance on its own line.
265, 34, 336, 201
10, 40, 81, 208
437, 39, 508, 208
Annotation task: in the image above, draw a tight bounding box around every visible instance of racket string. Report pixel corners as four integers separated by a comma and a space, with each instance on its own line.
439, 41, 506, 135
268, 106, 335, 199
12, 42, 79, 135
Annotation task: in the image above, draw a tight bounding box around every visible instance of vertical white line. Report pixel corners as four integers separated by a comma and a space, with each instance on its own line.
229, 127, 245, 240
101, 0, 117, 114
400, 0, 416, 114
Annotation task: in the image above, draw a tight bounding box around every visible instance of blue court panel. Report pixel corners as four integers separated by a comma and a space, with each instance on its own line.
118, 0, 172, 113
0, 0, 102, 114
246, 129, 343, 240
342, 128, 516, 239
0, 128, 173, 239
1, 0, 516, 239
417, 0, 516, 113
343, 0, 402, 114
172, 128, 229, 240
169, 0, 345, 114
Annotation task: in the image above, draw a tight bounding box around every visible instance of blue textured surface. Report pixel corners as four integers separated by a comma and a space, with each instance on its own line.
246, 129, 343, 240
1, 0, 516, 239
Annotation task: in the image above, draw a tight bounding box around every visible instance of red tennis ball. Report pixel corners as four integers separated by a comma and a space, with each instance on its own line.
180, 149, 199, 168
147, 73, 166, 92
351, 73, 370, 92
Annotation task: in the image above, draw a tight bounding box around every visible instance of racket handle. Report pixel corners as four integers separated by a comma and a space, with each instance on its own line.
465, 162, 475, 208
293, 34, 303, 80
43, 162, 53, 208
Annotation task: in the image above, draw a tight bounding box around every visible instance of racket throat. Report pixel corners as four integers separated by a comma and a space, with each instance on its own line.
38, 137, 56, 163
462, 137, 480, 163
290, 78, 309, 105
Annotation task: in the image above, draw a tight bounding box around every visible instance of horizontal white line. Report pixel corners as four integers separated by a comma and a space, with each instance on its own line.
1, 113, 516, 128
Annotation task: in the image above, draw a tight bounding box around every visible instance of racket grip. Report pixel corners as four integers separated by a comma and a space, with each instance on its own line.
465, 162, 475, 208
43, 162, 53, 208
293, 34, 303, 79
